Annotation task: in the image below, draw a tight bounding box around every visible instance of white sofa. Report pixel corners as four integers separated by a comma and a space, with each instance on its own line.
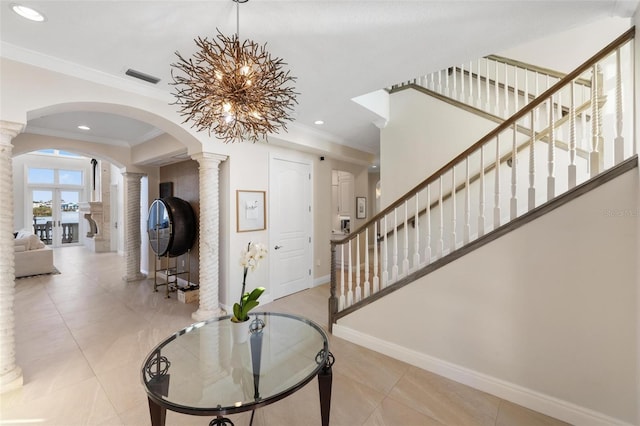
14, 230, 55, 278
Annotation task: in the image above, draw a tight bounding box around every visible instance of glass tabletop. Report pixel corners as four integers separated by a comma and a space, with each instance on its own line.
141, 312, 329, 416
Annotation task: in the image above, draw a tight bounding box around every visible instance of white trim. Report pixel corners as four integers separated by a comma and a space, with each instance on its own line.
313, 274, 330, 287
333, 324, 634, 426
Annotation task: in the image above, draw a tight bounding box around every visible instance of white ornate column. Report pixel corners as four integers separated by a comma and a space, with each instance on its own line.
0, 120, 24, 393
192, 153, 227, 321
122, 172, 146, 282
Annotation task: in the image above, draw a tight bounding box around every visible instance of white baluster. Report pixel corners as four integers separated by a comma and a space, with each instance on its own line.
535, 74, 541, 130
438, 176, 444, 257
485, 58, 490, 111
402, 201, 409, 276
464, 157, 470, 245
477, 58, 482, 108
528, 110, 536, 211
514, 66, 519, 113
355, 235, 361, 302
510, 123, 517, 220
568, 81, 577, 188
460, 63, 465, 102
453, 66, 458, 100
364, 229, 370, 298
547, 96, 556, 200
392, 208, 399, 282
445, 67, 451, 97
494, 61, 500, 115
425, 185, 432, 265
339, 244, 345, 310
557, 91, 564, 143
373, 222, 380, 293
592, 64, 603, 174
413, 193, 420, 270
437, 69, 443, 93
451, 166, 457, 251
382, 216, 388, 288
504, 62, 509, 117
523, 68, 529, 110
429, 73, 435, 91
614, 48, 624, 164
478, 145, 486, 237
468, 61, 473, 105
494, 135, 501, 228
347, 240, 353, 306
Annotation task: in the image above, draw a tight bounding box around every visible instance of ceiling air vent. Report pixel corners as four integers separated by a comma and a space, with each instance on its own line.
125, 68, 160, 84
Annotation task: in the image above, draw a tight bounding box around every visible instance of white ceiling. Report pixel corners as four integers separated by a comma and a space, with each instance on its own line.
1, 0, 638, 161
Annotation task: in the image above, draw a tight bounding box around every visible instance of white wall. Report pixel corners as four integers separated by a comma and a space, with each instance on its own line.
336, 167, 639, 425
218, 141, 369, 310
380, 89, 497, 207
498, 17, 632, 74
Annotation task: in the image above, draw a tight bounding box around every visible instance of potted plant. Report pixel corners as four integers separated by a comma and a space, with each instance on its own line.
231, 242, 267, 342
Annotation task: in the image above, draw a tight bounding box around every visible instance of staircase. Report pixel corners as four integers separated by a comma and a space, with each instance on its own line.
328, 28, 637, 424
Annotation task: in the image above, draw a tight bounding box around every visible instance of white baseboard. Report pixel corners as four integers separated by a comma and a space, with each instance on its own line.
314, 274, 330, 287
332, 324, 634, 426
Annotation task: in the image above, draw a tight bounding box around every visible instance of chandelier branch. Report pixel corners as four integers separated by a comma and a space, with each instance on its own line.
171, 30, 298, 143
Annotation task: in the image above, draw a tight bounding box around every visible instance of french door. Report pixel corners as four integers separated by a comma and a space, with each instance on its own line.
31, 188, 82, 247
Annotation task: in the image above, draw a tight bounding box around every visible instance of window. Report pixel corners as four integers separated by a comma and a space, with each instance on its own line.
28, 168, 54, 184
28, 168, 83, 186
59, 170, 83, 185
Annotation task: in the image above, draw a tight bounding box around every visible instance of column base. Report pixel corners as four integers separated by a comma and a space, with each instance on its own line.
123, 273, 147, 282
0, 366, 23, 394
192, 307, 227, 322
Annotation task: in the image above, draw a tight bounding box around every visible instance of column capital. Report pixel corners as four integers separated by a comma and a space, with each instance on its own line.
191, 152, 228, 165
0, 121, 25, 140
122, 171, 146, 179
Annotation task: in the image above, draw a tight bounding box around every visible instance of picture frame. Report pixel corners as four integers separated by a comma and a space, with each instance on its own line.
356, 196, 366, 219
236, 190, 266, 232
159, 182, 173, 198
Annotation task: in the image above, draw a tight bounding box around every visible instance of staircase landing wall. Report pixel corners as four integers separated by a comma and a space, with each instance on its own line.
334, 166, 639, 425
380, 88, 497, 207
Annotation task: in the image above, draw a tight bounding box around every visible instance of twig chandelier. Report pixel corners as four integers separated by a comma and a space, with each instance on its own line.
170, 0, 298, 143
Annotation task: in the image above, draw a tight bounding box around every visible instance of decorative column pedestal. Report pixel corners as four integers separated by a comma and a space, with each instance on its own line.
0, 121, 24, 393
192, 153, 227, 321
123, 172, 147, 282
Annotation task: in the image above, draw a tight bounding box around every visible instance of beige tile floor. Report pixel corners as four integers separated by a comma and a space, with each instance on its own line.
1, 246, 570, 426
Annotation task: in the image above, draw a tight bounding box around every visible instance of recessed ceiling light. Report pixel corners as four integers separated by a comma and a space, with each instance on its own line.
77, 125, 90, 131
11, 4, 46, 22
314, 120, 324, 125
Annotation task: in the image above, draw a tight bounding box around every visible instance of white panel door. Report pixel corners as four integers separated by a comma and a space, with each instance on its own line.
269, 157, 312, 299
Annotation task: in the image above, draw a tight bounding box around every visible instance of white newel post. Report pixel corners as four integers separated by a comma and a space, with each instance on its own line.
0, 120, 24, 393
192, 153, 227, 321
122, 172, 146, 282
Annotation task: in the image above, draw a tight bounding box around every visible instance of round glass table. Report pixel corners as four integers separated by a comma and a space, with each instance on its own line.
141, 312, 334, 426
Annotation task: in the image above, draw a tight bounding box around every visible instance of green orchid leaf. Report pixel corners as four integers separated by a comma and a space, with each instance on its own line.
241, 300, 260, 317
232, 303, 244, 321
247, 287, 265, 302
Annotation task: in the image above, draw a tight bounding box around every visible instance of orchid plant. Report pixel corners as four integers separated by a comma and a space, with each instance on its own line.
232, 242, 268, 323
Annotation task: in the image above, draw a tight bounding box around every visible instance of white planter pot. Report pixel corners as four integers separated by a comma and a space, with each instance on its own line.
231, 319, 250, 344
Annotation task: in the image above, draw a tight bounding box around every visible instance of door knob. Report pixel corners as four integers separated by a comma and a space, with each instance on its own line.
274, 245, 283, 250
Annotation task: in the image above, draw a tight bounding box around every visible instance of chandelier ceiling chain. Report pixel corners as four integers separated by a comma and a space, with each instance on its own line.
170, 0, 298, 143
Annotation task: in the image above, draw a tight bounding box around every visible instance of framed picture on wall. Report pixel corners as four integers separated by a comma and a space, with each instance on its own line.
159, 182, 173, 198
237, 190, 266, 232
356, 196, 366, 219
